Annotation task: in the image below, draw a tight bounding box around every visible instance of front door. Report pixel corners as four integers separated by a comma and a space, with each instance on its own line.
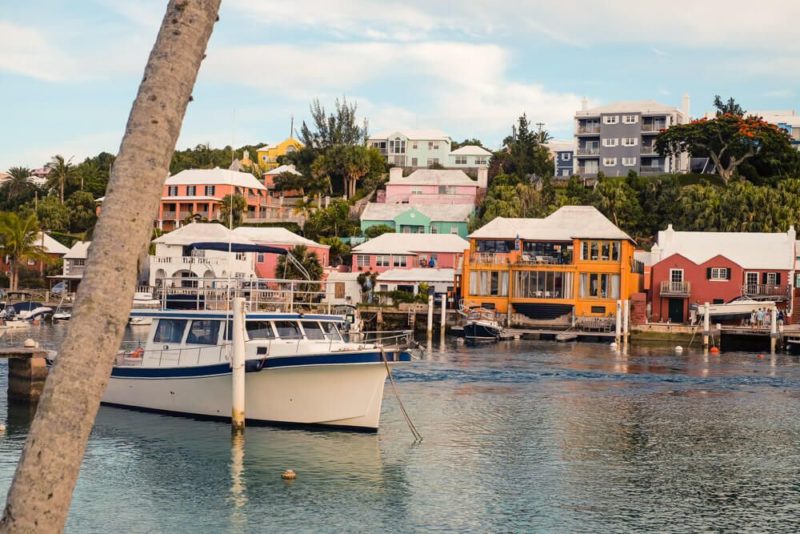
668, 298, 684, 323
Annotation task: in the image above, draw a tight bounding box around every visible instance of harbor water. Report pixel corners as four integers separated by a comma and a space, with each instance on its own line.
1, 324, 800, 532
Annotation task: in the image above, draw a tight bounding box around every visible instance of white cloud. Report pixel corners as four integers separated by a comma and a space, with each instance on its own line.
0, 21, 76, 81
4, 131, 122, 171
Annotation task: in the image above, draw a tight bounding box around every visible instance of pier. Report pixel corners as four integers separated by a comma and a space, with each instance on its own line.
0, 347, 49, 402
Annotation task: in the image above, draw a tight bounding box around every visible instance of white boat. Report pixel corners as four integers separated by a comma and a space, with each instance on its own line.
104, 309, 413, 431
696, 298, 776, 320
461, 306, 504, 342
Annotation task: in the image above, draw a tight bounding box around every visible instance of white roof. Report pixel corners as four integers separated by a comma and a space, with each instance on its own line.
545, 140, 574, 153
353, 233, 468, 255
265, 164, 301, 176
449, 145, 492, 157
576, 100, 683, 117
751, 110, 800, 127
233, 226, 327, 249
370, 129, 450, 141
389, 168, 478, 187
470, 206, 632, 241
153, 223, 254, 246
361, 203, 474, 222
64, 241, 91, 260
377, 268, 455, 283
634, 250, 653, 266
36, 232, 70, 255
165, 169, 267, 191
654, 226, 795, 269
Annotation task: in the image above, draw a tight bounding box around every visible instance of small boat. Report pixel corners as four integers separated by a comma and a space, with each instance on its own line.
695, 298, 776, 322
97, 309, 414, 431
0, 301, 53, 321
462, 307, 504, 342
52, 311, 71, 321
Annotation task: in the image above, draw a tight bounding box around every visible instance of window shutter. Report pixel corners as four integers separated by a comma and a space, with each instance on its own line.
776, 273, 781, 285
726, 269, 731, 280
762, 272, 768, 284
706, 268, 712, 279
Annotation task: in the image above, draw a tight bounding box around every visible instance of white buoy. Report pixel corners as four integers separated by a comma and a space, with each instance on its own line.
610, 342, 618, 350
23, 338, 36, 348
675, 345, 684, 354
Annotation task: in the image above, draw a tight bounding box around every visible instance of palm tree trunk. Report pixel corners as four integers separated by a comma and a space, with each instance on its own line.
0, 2, 220, 531
60, 177, 64, 204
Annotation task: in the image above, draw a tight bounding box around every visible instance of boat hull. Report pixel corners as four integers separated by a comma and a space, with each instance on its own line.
464, 321, 502, 342
103, 353, 408, 430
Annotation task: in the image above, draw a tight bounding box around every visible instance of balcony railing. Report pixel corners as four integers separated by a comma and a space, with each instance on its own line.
640, 167, 666, 175
641, 123, 667, 133
470, 253, 508, 265
577, 125, 600, 134
162, 211, 177, 219
660, 280, 690, 296
742, 284, 789, 299
640, 145, 658, 155
576, 147, 600, 156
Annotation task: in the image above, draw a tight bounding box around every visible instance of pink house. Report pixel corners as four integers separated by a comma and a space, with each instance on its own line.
383, 167, 487, 206
232, 227, 329, 278
352, 233, 469, 274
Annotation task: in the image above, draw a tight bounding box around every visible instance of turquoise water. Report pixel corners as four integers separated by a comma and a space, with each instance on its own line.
1, 324, 800, 532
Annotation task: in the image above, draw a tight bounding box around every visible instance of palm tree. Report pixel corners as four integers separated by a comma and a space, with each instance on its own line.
276, 244, 323, 280
47, 154, 76, 204
4, 166, 32, 201
0, 2, 222, 530
0, 212, 46, 291
219, 194, 247, 227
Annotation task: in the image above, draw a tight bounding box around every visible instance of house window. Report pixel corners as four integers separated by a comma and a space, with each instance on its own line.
356, 255, 370, 268
561, 153, 571, 161
475, 157, 487, 165
622, 137, 637, 146
670, 269, 684, 283
622, 157, 637, 166
257, 253, 265, 263
72, 259, 86, 266
377, 255, 390, 267
745, 272, 758, 286
581, 241, 620, 261
450, 226, 459, 234
167, 186, 178, 196
709, 267, 729, 280
579, 273, 620, 299
428, 141, 440, 150
603, 115, 619, 124
431, 226, 438, 234
334, 282, 345, 299
561, 169, 570, 176
455, 156, 467, 165
186, 186, 196, 196
411, 157, 418, 166
602, 158, 617, 167
766, 272, 778, 285
393, 255, 407, 267
412, 142, 418, 149
204, 185, 215, 196
412, 187, 424, 195
469, 271, 509, 296
622, 115, 638, 124
602, 138, 619, 147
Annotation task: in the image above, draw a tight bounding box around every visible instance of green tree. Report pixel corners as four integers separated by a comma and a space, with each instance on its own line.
303, 199, 360, 241
66, 191, 98, 232
4, 166, 33, 201
0, 212, 46, 290
502, 114, 553, 179
657, 111, 793, 183
36, 196, 70, 232
591, 179, 642, 229
451, 138, 484, 150
713, 95, 745, 116
299, 97, 367, 150
364, 224, 395, 238
318, 236, 351, 267
276, 244, 323, 280
312, 144, 372, 199
219, 194, 246, 227
47, 154, 77, 204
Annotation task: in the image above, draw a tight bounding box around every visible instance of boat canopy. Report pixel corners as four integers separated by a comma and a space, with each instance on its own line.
187, 242, 287, 255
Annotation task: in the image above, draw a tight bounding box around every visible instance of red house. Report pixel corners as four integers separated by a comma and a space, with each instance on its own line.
649, 225, 796, 323
232, 227, 329, 279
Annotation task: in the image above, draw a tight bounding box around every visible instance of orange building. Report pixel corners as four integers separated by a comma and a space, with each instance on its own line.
158, 168, 268, 231
460, 206, 642, 321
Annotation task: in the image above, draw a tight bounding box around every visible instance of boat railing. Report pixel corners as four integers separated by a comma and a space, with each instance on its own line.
347, 329, 415, 350
117, 341, 231, 368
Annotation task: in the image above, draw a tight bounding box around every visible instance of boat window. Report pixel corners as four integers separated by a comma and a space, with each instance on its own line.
153, 319, 187, 344
246, 321, 276, 339
273, 321, 302, 339
321, 322, 342, 341
301, 321, 326, 340
186, 320, 220, 345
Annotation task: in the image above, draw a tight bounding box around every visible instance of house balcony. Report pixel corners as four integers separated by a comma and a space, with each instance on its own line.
641, 123, 667, 133
162, 211, 177, 220
577, 125, 601, 135
576, 147, 600, 156
660, 280, 690, 297
576, 167, 598, 177
640, 145, 658, 155
742, 284, 789, 300
470, 252, 510, 266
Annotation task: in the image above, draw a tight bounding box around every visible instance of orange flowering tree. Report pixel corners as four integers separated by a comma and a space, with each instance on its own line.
656, 113, 793, 183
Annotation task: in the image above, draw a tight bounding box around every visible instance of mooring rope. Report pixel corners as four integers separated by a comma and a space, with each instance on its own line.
380, 346, 423, 442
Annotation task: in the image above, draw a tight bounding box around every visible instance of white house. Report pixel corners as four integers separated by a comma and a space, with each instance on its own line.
376, 268, 456, 296
48, 240, 91, 292
325, 271, 362, 306
447, 145, 492, 168
149, 223, 255, 287
368, 129, 452, 168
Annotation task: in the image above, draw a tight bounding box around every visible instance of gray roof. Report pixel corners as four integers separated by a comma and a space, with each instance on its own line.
389, 168, 478, 187
576, 100, 684, 117
361, 203, 474, 223
449, 145, 492, 157
469, 206, 632, 241
353, 233, 468, 255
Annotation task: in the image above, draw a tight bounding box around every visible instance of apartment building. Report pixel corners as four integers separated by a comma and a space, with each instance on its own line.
574, 98, 690, 178
545, 140, 575, 178
367, 129, 452, 168
751, 110, 800, 150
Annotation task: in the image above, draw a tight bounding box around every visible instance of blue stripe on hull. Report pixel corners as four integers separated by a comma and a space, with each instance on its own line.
111, 351, 411, 379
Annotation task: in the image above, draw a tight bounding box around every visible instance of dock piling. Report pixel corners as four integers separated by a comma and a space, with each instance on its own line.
771, 308, 778, 354
622, 300, 630, 346
703, 302, 710, 350
231, 297, 246, 433
426, 293, 434, 340
615, 300, 622, 346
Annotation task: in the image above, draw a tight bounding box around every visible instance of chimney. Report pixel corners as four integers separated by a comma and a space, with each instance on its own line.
477, 167, 488, 189
389, 167, 403, 181
681, 93, 690, 119
789, 224, 796, 242
651, 244, 661, 263
581, 97, 588, 111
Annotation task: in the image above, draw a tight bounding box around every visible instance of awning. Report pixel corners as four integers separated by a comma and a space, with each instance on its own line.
187, 242, 287, 255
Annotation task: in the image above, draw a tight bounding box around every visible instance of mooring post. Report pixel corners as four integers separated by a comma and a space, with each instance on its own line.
231, 297, 246, 433
427, 292, 434, 341
440, 294, 447, 332
703, 302, 710, 350
622, 300, 630, 346
2, 348, 49, 403
615, 300, 622, 346
771, 308, 778, 354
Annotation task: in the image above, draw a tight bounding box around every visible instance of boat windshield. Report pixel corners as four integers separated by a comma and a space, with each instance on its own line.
154, 319, 187, 343
186, 319, 220, 345
246, 321, 276, 339
321, 322, 342, 341
274, 321, 302, 339
301, 321, 326, 340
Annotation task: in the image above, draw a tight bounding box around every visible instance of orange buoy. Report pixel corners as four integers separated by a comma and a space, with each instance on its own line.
281, 469, 297, 480
709, 346, 720, 354
757, 354, 765, 359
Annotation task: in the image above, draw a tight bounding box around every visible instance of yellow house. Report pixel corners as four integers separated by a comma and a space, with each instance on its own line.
256, 137, 304, 171
460, 206, 642, 320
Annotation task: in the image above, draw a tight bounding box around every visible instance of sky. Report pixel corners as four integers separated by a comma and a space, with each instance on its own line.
1, 0, 799, 170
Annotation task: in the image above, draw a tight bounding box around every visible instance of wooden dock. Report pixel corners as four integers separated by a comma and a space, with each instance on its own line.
498, 328, 615, 342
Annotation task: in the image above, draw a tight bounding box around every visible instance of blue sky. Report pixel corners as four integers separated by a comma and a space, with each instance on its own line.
1, 0, 798, 170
